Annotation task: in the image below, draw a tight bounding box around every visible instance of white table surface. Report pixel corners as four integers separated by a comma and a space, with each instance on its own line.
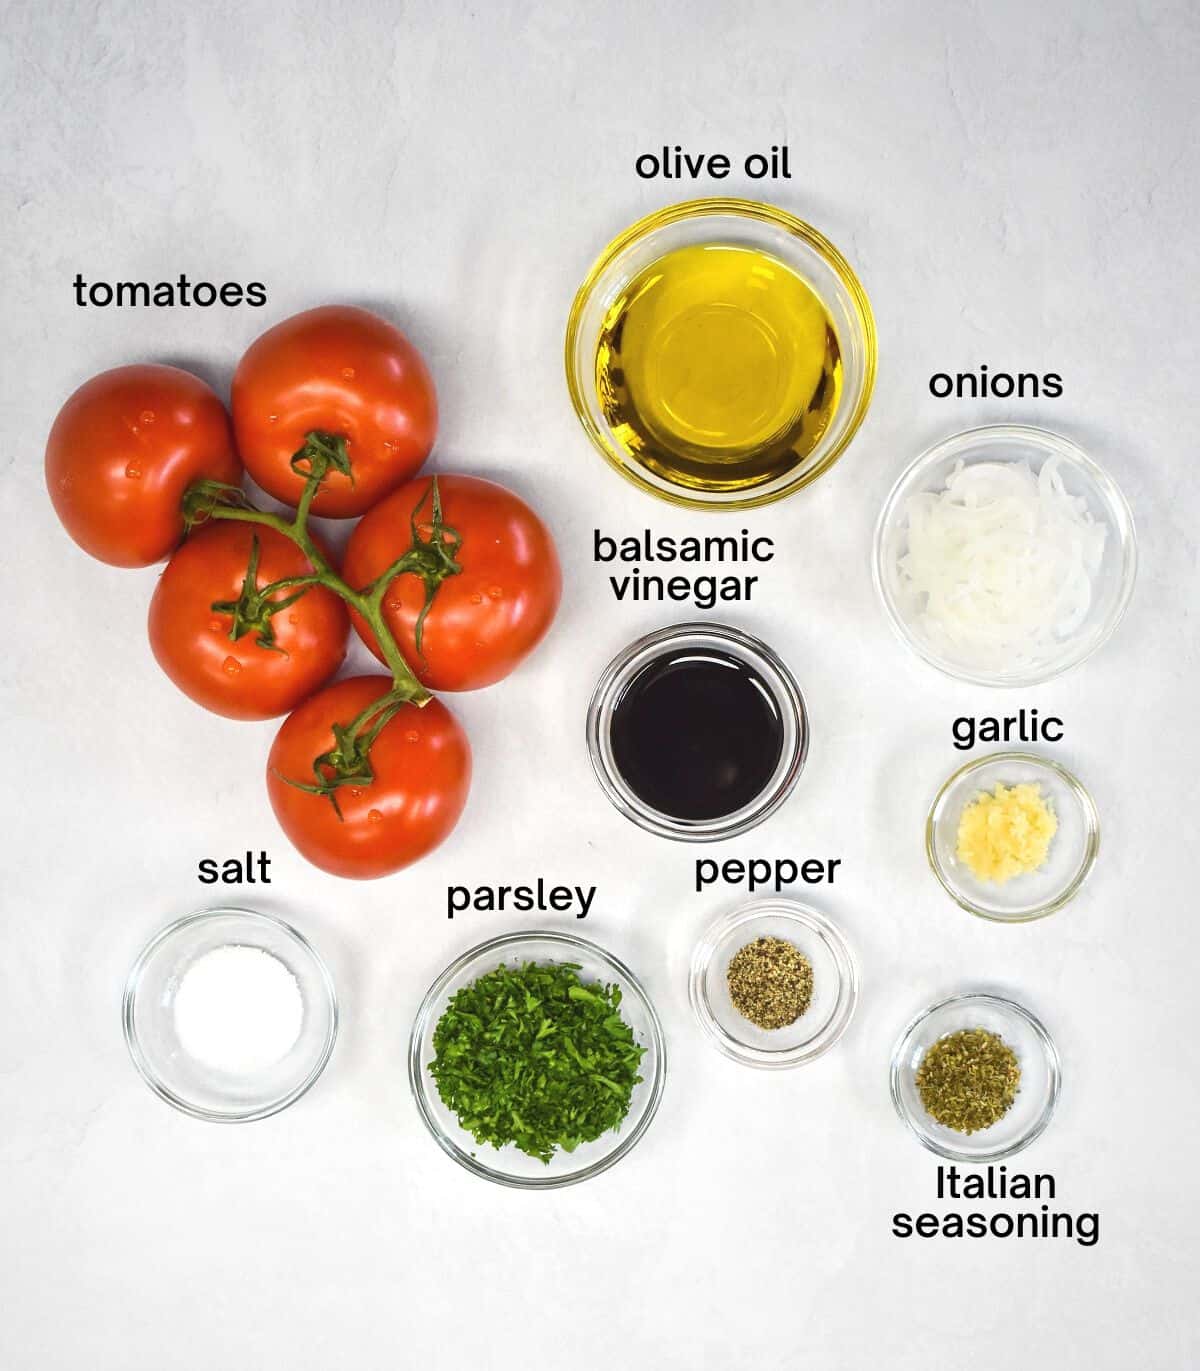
3, 2, 1198, 1367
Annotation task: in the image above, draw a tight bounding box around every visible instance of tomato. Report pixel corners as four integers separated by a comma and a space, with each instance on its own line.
231, 305, 437, 518
267, 676, 470, 879
45, 365, 240, 567
342, 475, 562, 690
149, 523, 349, 721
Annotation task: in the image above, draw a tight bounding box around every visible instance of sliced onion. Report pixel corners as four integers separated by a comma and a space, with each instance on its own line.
898, 459, 1106, 671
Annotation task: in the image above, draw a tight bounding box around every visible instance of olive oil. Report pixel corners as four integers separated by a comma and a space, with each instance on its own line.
595, 243, 842, 494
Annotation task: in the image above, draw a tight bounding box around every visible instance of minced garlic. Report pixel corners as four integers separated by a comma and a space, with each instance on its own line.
955, 782, 1057, 884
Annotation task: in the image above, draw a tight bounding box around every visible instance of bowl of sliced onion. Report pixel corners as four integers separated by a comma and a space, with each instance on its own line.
873, 425, 1137, 686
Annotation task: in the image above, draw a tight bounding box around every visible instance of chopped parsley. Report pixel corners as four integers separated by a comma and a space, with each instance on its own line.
428, 960, 647, 1164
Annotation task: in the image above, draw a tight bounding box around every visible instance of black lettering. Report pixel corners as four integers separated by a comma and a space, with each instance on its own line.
73, 273, 87, 306
1075, 1213, 1099, 1247
447, 886, 470, 918
1043, 372, 1063, 397
915, 1214, 939, 1237
593, 531, 617, 562
193, 281, 217, 306
247, 282, 267, 306
692, 575, 716, 609
952, 717, 974, 750
115, 281, 151, 306
990, 371, 1015, 398
198, 858, 219, 884
892, 1213, 913, 1238
635, 153, 659, 178
90, 282, 113, 306
930, 373, 953, 397
709, 154, 731, 177
744, 153, 769, 178
768, 855, 795, 888
747, 859, 772, 891
220, 282, 244, 306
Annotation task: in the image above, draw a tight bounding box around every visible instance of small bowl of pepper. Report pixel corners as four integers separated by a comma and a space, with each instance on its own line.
689, 898, 858, 1069
927, 751, 1100, 922
890, 992, 1061, 1162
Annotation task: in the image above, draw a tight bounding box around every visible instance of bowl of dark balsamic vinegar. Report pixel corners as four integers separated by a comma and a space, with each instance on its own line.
586, 622, 808, 841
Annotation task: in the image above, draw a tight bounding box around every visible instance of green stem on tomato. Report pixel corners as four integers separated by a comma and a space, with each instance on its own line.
181, 441, 432, 706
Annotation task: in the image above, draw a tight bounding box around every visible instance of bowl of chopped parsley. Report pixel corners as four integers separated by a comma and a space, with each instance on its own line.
408, 931, 666, 1187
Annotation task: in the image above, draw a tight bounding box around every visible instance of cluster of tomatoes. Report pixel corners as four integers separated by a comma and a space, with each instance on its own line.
46, 305, 562, 879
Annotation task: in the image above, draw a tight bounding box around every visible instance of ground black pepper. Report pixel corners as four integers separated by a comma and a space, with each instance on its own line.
726, 936, 813, 1030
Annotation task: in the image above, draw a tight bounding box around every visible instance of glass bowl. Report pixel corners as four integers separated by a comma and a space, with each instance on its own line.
873, 424, 1137, 686
927, 751, 1099, 921
690, 899, 858, 1068
408, 930, 666, 1188
586, 621, 808, 842
890, 992, 1060, 1162
565, 198, 876, 510
123, 908, 338, 1123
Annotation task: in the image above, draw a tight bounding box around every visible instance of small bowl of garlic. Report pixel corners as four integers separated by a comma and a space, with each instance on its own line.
926, 752, 1100, 922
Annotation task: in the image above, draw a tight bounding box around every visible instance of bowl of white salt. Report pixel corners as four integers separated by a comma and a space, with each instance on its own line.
123, 907, 338, 1122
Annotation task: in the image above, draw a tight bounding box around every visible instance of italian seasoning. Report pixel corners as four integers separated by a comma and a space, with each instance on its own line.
916, 1028, 1021, 1134
726, 936, 813, 1030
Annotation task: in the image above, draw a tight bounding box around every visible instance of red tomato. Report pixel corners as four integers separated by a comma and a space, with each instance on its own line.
231, 305, 437, 518
267, 676, 470, 879
342, 475, 562, 690
45, 365, 240, 567
149, 523, 349, 721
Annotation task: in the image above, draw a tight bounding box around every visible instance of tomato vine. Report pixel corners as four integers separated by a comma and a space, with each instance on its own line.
181, 432, 461, 810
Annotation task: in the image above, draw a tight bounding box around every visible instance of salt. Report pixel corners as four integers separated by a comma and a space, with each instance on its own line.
174, 944, 303, 1074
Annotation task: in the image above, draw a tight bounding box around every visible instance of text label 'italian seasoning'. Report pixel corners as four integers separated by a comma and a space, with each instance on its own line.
892, 1166, 1099, 1247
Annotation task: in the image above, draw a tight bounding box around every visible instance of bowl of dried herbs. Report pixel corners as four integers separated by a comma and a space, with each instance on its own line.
890, 992, 1061, 1161
409, 930, 666, 1187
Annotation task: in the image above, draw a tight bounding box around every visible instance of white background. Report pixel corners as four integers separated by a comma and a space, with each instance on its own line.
2, 2, 1198, 1366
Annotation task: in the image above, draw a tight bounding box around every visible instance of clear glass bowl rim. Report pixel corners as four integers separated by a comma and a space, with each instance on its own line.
121, 906, 340, 1124
889, 991, 1062, 1162
407, 929, 667, 1190
564, 196, 878, 511
585, 620, 809, 842
689, 897, 859, 1068
926, 750, 1101, 922
871, 422, 1138, 686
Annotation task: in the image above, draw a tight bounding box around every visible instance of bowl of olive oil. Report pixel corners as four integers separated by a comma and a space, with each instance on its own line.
566, 199, 876, 510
